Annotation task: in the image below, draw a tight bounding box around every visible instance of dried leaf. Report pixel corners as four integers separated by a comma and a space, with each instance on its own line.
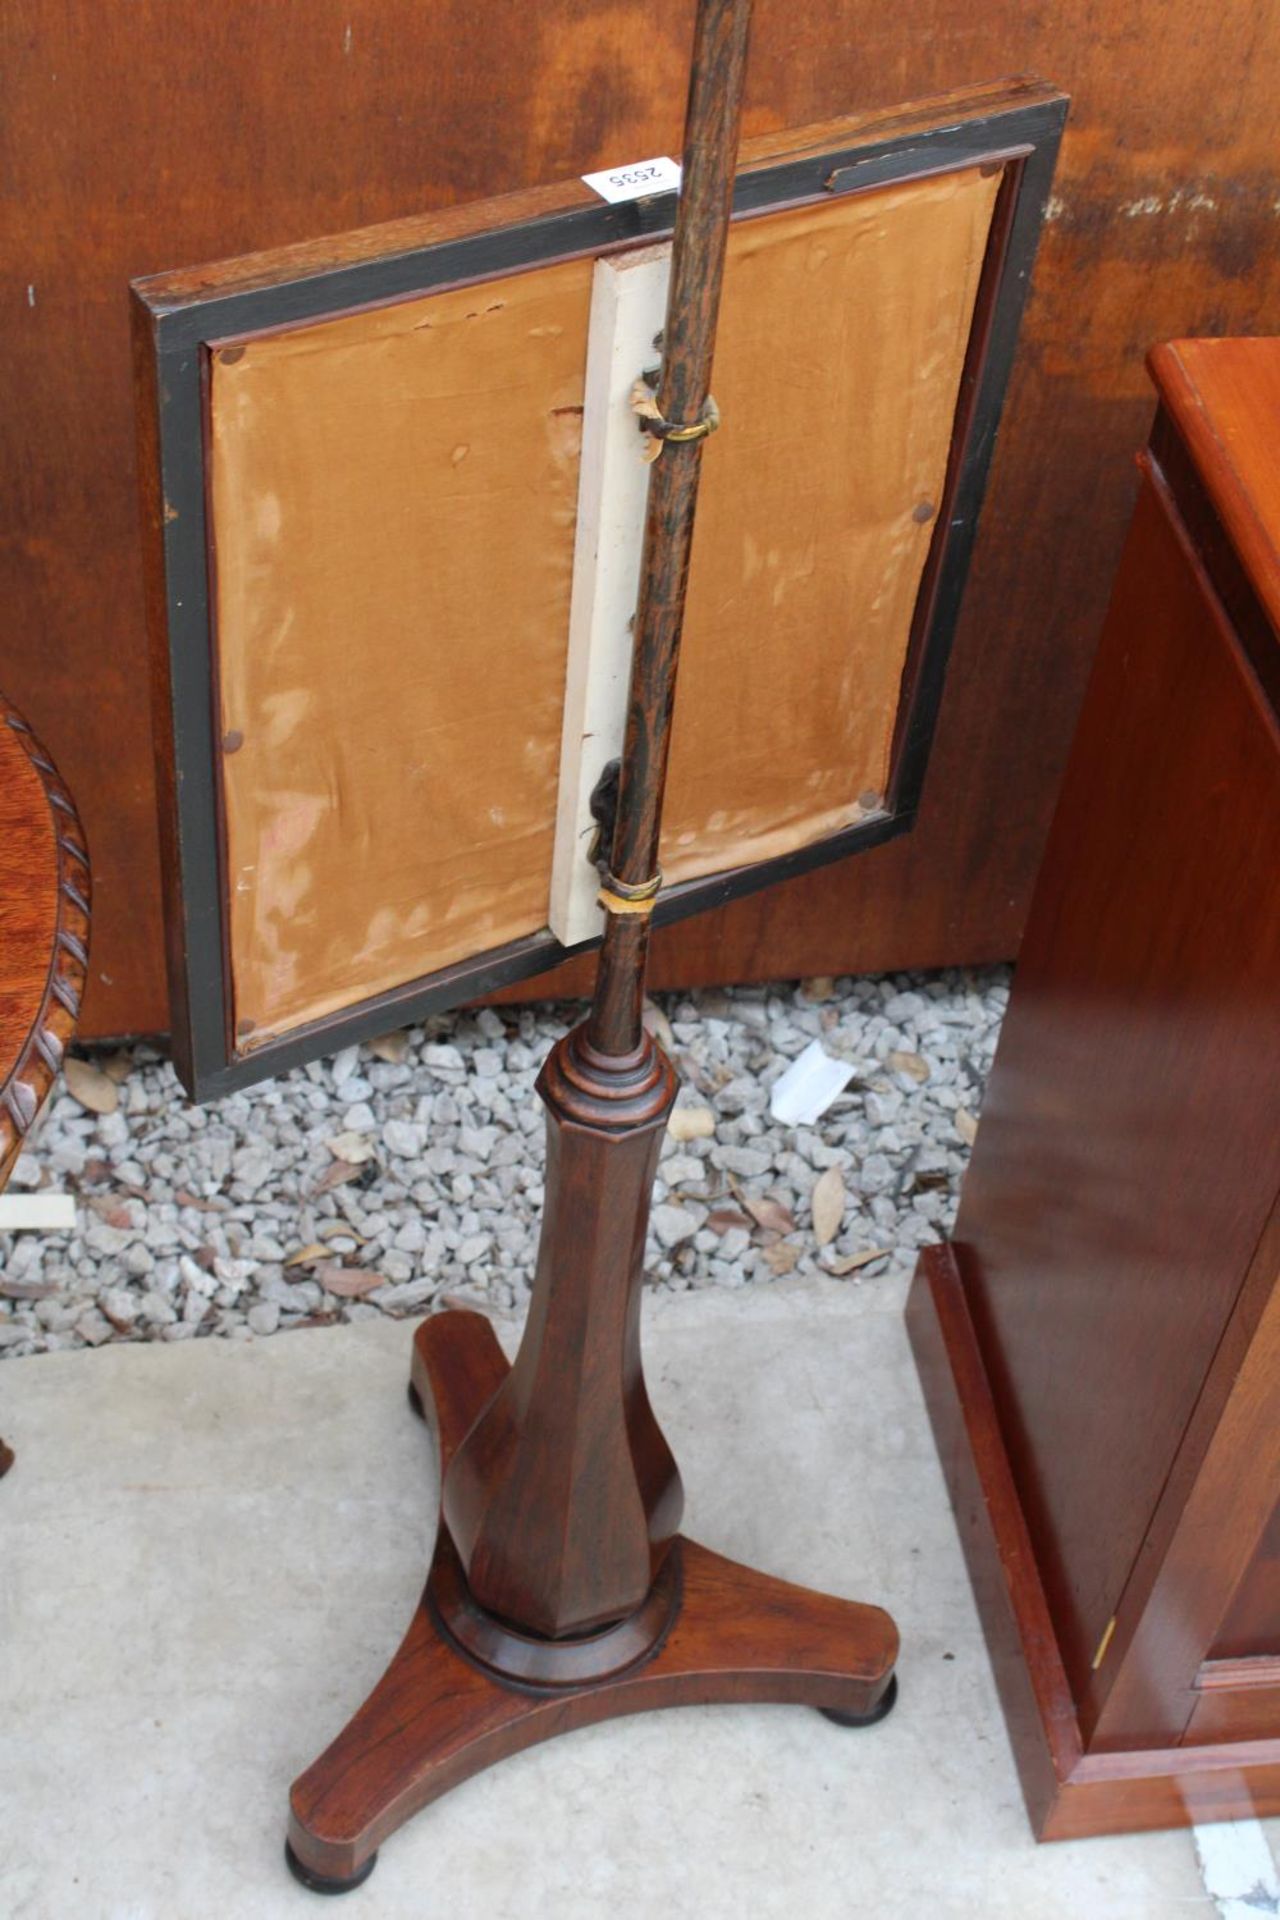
63, 1058, 119, 1116
800, 975, 835, 1003
810, 1167, 845, 1248
370, 1030, 411, 1065
313, 1159, 363, 1195
706, 1207, 753, 1234
80, 1158, 112, 1186
886, 1049, 930, 1084
826, 1246, 892, 1276
955, 1107, 979, 1146
630, 379, 663, 423
175, 1188, 224, 1213
762, 1242, 801, 1275
316, 1266, 386, 1298
98, 1049, 134, 1085
0, 1278, 57, 1300
740, 1193, 797, 1237
642, 998, 675, 1054
667, 1105, 715, 1143
325, 1131, 377, 1165
88, 1195, 134, 1231
285, 1242, 328, 1268
319, 1219, 367, 1244
912, 1169, 951, 1193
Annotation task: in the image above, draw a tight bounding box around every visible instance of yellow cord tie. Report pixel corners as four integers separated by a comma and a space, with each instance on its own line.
630, 382, 721, 464
597, 870, 663, 918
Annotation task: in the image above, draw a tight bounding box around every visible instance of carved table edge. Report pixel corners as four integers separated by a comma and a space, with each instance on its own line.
1, 699, 92, 1184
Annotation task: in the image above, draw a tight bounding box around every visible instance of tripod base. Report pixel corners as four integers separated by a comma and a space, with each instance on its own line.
286, 1309, 898, 1892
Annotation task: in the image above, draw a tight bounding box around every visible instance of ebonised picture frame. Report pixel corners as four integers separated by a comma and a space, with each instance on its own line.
133, 76, 1066, 1100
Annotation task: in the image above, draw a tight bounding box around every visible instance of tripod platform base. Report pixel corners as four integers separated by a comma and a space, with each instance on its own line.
286, 1309, 898, 1892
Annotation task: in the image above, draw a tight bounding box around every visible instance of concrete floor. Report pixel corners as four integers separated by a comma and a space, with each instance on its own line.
2, 1274, 1272, 1919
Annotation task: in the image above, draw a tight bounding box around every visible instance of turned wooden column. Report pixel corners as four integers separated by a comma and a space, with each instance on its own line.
439, 0, 751, 1647
442, 1028, 681, 1636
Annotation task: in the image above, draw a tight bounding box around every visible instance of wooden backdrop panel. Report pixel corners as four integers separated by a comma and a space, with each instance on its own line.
3, 1, 1279, 1033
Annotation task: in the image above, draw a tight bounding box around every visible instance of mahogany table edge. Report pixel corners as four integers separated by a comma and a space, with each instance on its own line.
0, 700, 92, 1186
0, 693, 91, 1482
905, 1246, 1280, 1840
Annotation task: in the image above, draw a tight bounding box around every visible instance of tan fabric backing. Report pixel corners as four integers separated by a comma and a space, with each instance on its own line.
211, 257, 593, 1041
663, 166, 999, 881
210, 166, 998, 1042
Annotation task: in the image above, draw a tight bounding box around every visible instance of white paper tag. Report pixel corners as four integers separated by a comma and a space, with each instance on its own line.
769, 1041, 857, 1128
582, 156, 682, 205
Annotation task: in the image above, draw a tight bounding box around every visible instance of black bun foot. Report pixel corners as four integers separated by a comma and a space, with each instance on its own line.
285, 1841, 379, 1895
818, 1672, 898, 1728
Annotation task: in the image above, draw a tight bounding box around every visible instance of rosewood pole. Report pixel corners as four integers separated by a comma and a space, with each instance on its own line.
286, 0, 898, 1891
588, 0, 749, 1058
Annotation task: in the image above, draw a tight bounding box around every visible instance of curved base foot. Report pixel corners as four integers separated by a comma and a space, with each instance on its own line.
284, 1840, 378, 1895
819, 1671, 899, 1727
286, 1309, 898, 1889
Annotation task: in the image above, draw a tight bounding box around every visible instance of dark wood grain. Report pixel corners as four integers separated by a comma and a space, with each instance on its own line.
909, 336, 1280, 1838
287, 1308, 898, 1887
0, 695, 91, 1186
7, 5, 1278, 1035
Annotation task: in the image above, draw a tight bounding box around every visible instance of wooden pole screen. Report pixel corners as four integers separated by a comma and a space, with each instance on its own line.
133, 80, 1066, 1098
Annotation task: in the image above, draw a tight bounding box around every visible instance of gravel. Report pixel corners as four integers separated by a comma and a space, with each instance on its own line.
0, 967, 1009, 1358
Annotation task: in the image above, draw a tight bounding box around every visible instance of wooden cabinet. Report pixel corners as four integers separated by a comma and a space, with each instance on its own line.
908, 336, 1280, 1838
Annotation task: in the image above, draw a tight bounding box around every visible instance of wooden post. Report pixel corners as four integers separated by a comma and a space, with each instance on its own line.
588, 0, 752, 1057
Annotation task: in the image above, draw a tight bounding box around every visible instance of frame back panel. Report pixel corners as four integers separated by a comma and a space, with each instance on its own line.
133, 79, 1066, 1096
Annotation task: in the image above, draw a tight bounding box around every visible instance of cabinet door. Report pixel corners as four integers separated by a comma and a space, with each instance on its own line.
1095, 1195, 1280, 1749
956, 462, 1280, 1738
1180, 1501, 1280, 1744
1214, 1511, 1280, 1664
